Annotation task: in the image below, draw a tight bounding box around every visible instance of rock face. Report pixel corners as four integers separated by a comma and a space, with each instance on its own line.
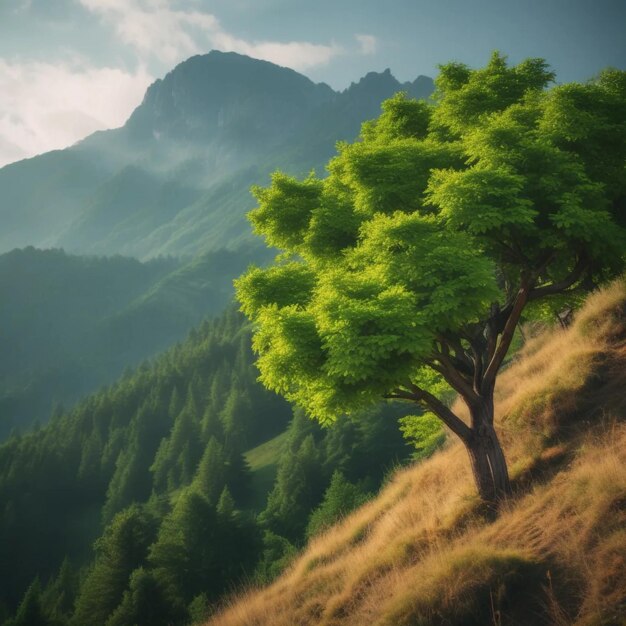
0, 51, 434, 259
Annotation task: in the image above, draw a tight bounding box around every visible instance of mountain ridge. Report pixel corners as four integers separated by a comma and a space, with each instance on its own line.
0, 51, 434, 259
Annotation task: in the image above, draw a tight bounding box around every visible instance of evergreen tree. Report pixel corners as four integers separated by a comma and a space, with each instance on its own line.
104, 568, 176, 626
72, 505, 157, 626
306, 471, 371, 538
216, 486, 235, 518
188, 593, 211, 624
149, 489, 221, 606
6, 579, 52, 626
193, 437, 227, 505
253, 531, 297, 585
41, 558, 78, 623
261, 434, 326, 541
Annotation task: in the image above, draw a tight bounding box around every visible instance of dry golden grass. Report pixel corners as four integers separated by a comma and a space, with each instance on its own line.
208, 280, 626, 626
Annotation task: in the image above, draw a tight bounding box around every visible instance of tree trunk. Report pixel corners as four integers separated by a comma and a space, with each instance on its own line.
465, 400, 511, 505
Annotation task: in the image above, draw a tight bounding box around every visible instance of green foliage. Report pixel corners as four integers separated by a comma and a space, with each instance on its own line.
398, 413, 446, 460
236, 53, 626, 426
252, 531, 298, 585
72, 505, 157, 626
306, 471, 372, 538
361, 92, 432, 141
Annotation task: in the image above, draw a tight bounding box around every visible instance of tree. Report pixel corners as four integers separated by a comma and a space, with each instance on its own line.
235, 53, 626, 505
6, 579, 53, 626
72, 505, 157, 626
306, 471, 371, 538
260, 434, 326, 540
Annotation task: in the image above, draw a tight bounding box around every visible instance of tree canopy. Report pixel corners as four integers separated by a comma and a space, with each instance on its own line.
236, 52, 626, 502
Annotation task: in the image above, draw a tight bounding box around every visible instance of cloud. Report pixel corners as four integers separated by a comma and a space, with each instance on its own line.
79, 0, 219, 65
355, 34, 378, 56
211, 31, 342, 70
0, 58, 153, 167
78, 0, 343, 70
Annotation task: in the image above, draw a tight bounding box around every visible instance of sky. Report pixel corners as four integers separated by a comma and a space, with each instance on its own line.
0, 0, 624, 167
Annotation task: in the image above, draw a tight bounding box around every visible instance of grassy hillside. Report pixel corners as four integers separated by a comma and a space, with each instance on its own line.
208, 280, 626, 626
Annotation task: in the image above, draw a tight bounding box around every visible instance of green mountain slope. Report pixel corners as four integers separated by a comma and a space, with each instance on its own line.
0, 51, 433, 260
0, 245, 270, 437
0, 306, 413, 626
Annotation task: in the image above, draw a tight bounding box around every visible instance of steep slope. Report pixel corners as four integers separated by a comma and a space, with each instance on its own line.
0, 303, 414, 625
208, 281, 626, 626
0, 245, 268, 436
0, 51, 434, 259
0, 308, 292, 616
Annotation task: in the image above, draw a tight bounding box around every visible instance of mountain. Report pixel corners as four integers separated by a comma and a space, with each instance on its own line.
0, 244, 271, 438
0, 51, 434, 260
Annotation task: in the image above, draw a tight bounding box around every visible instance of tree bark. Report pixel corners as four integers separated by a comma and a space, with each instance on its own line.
465, 398, 511, 505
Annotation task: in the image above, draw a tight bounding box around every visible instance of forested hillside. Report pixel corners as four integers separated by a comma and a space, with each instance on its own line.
0, 244, 270, 437
0, 306, 417, 626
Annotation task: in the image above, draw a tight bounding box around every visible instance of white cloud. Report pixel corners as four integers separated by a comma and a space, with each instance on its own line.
211, 31, 342, 71
0, 1, 368, 166
79, 0, 218, 65
0, 58, 153, 167
355, 34, 378, 56
78, 0, 343, 70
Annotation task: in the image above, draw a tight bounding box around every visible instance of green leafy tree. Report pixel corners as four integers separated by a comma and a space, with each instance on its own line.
236, 53, 626, 504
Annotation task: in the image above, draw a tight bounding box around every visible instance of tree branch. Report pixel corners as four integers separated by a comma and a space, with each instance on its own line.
482, 279, 531, 393
438, 334, 474, 373
428, 357, 481, 406
469, 337, 484, 393
407, 383, 473, 443
528, 256, 588, 301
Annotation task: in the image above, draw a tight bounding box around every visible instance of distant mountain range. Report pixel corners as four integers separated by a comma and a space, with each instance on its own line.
0, 244, 272, 437
0, 51, 433, 259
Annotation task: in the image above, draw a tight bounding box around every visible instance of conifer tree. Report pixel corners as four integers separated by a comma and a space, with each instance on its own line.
306, 471, 371, 538
72, 505, 156, 626
216, 485, 235, 518
104, 567, 176, 626
261, 434, 325, 541
193, 437, 227, 504
41, 558, 78, 623
7, 579, 52, 626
